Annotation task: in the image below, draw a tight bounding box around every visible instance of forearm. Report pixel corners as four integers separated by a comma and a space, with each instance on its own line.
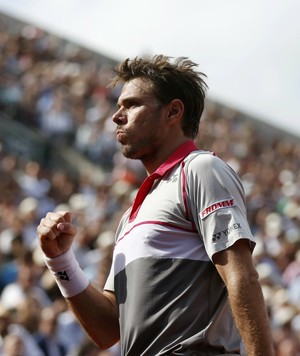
42, 248, 120, 349
227, 275, 274, 355
67, 285, 120, 349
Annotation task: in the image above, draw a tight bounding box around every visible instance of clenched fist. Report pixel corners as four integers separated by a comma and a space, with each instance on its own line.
37, 211, 77, 258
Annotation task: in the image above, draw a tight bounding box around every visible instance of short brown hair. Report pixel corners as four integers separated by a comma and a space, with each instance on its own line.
109, 55, 208, 138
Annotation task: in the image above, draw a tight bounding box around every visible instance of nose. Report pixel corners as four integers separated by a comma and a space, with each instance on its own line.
112, 107, 126, 125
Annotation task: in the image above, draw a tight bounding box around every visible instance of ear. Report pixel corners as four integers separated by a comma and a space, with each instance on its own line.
166, 99, 184, 125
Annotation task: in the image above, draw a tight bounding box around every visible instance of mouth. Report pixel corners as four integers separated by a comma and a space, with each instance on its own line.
116, 129, 126, 142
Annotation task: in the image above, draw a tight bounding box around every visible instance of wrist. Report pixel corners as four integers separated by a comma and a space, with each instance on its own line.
44, 249, 89, 298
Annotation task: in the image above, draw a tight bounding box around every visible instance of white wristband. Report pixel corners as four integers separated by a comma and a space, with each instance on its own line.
43, 249, 89, 298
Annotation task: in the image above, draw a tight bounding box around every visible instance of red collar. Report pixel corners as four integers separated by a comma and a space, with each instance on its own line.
154, 140, 198, 177
129, 140, 198, 222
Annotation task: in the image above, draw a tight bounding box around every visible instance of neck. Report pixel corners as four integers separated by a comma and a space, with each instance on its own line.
142, 137, 191, 175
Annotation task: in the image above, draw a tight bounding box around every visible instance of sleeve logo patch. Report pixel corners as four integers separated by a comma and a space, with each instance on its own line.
200, 198, 235, 220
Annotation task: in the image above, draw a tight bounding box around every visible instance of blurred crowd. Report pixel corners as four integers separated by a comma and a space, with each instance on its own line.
0, 12, 300, 356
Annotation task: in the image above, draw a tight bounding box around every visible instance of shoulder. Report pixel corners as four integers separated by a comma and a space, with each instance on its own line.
186, 150, 224, 166
183, 150, 244, 194
184, 150, 234, 177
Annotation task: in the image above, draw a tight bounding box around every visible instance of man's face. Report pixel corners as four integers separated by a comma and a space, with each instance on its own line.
112, 78, 167, 161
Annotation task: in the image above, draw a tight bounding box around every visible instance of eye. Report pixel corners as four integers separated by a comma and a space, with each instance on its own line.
127, 100, 139, 108
130, 101, 137, 108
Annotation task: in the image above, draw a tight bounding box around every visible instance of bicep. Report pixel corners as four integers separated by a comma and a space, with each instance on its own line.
103, 290, 118, 314
213, 239, 258, 288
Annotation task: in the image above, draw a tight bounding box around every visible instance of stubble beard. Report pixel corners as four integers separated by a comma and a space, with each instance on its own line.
121, 134, 161, 162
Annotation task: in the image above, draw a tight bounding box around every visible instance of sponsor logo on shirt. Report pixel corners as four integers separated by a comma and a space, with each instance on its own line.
212, 223, 241, 243
200, 198, 235, 219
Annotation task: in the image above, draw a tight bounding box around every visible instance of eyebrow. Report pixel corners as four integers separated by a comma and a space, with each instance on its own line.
117, 95, 142, 107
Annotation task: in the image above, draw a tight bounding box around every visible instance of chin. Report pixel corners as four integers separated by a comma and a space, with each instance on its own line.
122, 146, 137, 159
123, 147, 145, 160
123, 152, 141, 160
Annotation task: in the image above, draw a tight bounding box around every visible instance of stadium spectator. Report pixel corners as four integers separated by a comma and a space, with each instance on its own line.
0, 303, 43, 356
1, 333, 24, 356
1, 254, 51, 310
34, 306, 67, 356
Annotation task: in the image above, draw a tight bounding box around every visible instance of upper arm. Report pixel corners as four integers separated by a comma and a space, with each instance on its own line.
103, 290, 118, 314
185, 154, 255, 261
213, 239, 258, 288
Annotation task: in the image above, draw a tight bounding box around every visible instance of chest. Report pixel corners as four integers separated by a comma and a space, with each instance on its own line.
118, 167, 195, 241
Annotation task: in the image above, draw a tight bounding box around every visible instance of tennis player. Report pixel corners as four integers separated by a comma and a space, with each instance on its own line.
37, 55, 274, 355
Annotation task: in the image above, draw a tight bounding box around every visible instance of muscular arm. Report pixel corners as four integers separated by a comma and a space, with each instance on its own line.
66, 287, 120, 349
213, 239, 275, 356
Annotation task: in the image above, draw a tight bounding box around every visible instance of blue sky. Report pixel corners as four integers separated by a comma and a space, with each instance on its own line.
0, 0, 299, 136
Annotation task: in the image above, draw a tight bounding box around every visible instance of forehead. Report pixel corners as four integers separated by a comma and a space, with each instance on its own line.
119, 77, 154, 102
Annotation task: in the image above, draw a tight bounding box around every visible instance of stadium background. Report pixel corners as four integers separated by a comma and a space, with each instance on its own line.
0, 2, 300, 355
